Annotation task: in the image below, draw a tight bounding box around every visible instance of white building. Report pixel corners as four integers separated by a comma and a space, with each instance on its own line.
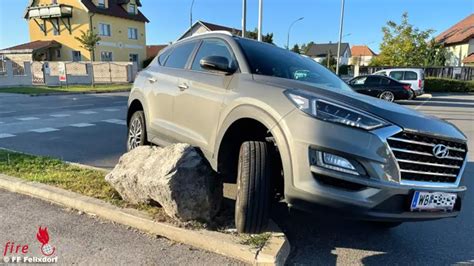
305, 42, 351, 65
349, 45, 377, 66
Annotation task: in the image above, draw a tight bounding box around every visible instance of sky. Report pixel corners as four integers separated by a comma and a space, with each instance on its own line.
0, 0, 473, 52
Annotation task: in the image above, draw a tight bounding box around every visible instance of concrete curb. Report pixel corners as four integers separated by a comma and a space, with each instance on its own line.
0, 174, 289, 265
29, 89, 131, 97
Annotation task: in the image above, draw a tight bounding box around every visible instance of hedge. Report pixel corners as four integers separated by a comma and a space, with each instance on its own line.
424, 77, 474, 93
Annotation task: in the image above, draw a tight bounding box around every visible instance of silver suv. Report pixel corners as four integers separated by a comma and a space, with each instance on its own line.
127, 32, 468, 233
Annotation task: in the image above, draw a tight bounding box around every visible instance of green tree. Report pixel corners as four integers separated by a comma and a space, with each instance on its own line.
370, 12, 445, 67
321, 55, 337, 72
75, 30, 101, 87
291, 44, 301, 54
245, 28, 274, 44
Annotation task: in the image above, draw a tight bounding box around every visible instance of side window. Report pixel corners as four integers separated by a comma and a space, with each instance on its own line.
351, 77, 367, 85
158, 48, 172, 66
376, 71, 387, 76
164, 42, 197, 69
389, 71, 404, 80
380, 77, 391, 85
365, 76, 381, 85
404, 71, 418, 80
191, 39, 235, 71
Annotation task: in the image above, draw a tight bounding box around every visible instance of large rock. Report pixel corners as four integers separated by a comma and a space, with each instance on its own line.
105, 144, 222, 222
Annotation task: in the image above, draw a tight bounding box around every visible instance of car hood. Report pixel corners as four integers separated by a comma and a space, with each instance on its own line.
254, 75, 467, 141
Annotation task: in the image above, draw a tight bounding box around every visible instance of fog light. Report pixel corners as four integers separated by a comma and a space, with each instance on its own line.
316, 151, 359, 175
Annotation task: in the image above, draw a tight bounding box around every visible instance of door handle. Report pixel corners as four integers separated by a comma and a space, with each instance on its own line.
148, 78, 157, 83
178, 83, 189, 91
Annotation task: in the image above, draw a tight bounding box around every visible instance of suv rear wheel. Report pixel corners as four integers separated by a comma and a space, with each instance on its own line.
235, 141, 271, 234
127, 111, 148, 151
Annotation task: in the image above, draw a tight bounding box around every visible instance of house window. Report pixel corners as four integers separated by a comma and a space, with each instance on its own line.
101, 51, 113, 62
51, 0, 58, 4
99, 23, 111, 36
128, 28, 138, 40
52, 19, 60, 36
128, 4, 136, 14
129, 54, 139, 63
72, 51, 82, 62
56, 49, 61, 58
97, 0, 106, 8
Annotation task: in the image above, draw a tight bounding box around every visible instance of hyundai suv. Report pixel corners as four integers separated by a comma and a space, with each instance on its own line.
127, 32, 468, 233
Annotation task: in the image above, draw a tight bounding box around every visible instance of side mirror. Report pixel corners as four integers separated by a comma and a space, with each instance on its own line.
200, 56, 236, 74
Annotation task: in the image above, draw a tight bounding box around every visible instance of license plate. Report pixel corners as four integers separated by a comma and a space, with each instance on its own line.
410, 191, 457, 212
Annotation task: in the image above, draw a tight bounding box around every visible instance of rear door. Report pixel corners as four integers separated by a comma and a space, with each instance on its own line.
403, 71, 419, 91
145, 41, 198, 145
172, 38, 236, 157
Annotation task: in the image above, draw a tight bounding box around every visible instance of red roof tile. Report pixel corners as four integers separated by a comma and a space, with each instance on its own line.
351, 45, 377, 56
463, 53, 474, 63
1, 40, 61, 52
436, 14, 474, 45
146, 45, 167, 59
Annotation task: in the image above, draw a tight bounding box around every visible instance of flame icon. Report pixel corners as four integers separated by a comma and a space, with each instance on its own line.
36, 227, 56, 256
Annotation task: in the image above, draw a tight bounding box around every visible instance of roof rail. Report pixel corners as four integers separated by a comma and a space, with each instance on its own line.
177, 30, 234, 43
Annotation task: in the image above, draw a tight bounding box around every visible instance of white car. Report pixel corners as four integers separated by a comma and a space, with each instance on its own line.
373, 68, 425, 98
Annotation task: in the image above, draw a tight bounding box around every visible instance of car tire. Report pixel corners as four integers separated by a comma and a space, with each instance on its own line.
370, 221, 403, 229
379, 91, 395, 102
127, 111, 148, 151
235, 141, 271, 234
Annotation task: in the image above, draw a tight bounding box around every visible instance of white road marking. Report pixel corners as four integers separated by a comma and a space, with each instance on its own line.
70, 123, 95, 128
78, 111, 98, 115
104, 108, 120, 112
103, 119, 126, 126
414, 94, 433, 110
30, 128, 59, 133
50, 114, 71, 118
0, 133, 15, 139
17, 117, 40, 121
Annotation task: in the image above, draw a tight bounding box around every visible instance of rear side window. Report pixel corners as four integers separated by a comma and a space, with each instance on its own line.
164, 41, 197, 69
158, 48, 172, 66
389, 71, 404, 80
404, 71, 418, 80
380, 77, 391, 85
365, 76, 381, 85
191, 39, 235, 71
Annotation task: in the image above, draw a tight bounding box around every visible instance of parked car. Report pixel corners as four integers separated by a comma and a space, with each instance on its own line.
373, 68, 425, 98
348, 75, 413, 102
127, 32, 468, 234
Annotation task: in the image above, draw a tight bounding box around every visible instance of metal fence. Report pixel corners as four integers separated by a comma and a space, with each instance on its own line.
359, 66, 474, 80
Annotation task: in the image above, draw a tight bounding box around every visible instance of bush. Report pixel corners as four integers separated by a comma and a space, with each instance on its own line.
424, 78, 474, 93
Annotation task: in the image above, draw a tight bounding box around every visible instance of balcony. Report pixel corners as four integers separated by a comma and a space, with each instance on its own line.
27, 4, 73, 19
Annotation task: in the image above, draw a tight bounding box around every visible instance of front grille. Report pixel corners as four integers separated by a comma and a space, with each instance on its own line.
387, 131, 467, 183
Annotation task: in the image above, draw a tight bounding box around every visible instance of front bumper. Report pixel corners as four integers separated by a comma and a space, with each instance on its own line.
280, 111, 467, 221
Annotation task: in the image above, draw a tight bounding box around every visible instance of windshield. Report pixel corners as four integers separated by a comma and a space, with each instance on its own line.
235, 37, 353, 92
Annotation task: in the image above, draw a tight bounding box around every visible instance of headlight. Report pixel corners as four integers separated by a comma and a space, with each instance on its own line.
285, 89, 389, 130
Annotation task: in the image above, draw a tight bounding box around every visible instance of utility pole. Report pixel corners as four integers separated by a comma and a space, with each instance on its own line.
287, 17, 304, 50
336, 0, 345, 75
190, 0, 195, 28
258, 0, 263, 41
242, 0, 246, 37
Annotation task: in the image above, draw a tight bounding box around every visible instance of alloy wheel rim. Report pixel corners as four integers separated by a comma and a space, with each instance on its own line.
380, 92, 394, 102
128, 117, 142, 150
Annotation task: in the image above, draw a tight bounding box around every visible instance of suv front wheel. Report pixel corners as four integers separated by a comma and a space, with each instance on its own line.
235, 141, 271, 234
127, 111, 148, 151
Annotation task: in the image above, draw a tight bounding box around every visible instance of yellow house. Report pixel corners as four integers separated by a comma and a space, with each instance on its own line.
1, 0, 148, 67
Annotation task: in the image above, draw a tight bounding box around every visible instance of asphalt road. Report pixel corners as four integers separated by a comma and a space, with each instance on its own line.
0, 92, 128, 169
1, 92, 473, 265
0, 189, 241, 265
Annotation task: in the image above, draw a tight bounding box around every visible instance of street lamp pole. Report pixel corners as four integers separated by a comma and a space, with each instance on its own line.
287, 17, 304, 50
336, 0, 345, 75
190, 0, 195, 28
242, 0, 247, 37
258, 0, 263, 41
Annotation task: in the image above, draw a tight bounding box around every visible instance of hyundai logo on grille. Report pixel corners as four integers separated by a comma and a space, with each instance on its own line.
433, 144, 449, 159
